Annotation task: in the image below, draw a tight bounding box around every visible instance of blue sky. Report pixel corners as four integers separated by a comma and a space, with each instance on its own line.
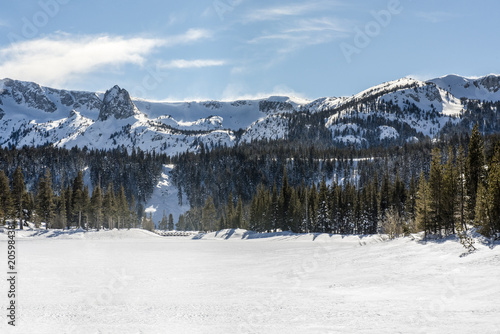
0, 0, 499, 101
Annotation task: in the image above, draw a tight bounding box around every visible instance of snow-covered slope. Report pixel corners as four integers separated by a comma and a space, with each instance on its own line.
1, 74, 499, 154
429, 74, 500, 101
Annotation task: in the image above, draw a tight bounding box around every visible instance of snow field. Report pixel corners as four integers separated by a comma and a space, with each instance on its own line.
0, 229, 499, 334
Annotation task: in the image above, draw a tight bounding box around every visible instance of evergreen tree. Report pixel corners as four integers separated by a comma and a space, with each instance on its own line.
379, 170, 391, 215
441, 146, 457, 235
12, 167, 26, 229
64, 185, 72, 229
487, 143, 500, 235
177, 214, 186, 231
159, 210, 168, 230
116, 185, 129, 229
201, 195, 216, 231
168, 213, 174, 231
428, 148, 444, 235
82, 186, 91, 230
90, 185, 103, 230
128, 195, 138, 228
278, 167, 292, 231
71, 171, 85, 229
103, 183, 116, 229
416, 171, 431, 235
54, 187, 67, 229
466, 124, 485, 222
36, 168, 55, 229
474, 182, 490, 235
270, 184, 279, 231
407, 174, 417, 221
317, 177, 329, 233
235, 195, 243, 229
0, 170, 13, 220
455, 146, 468, 232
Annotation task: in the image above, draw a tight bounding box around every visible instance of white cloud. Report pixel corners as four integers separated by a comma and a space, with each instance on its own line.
0, 30, 212, 87
244, 1, 336, 22
159, 59, 226, 69
164, 28, 213, 46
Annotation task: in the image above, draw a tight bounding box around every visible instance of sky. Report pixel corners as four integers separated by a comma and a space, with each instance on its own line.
0, 0, 499, 102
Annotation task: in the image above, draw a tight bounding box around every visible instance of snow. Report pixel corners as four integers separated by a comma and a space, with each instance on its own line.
0, 228, 499, 334
145, 164, 190, 224
378, 125, 399, 140
430, 74, 500, 101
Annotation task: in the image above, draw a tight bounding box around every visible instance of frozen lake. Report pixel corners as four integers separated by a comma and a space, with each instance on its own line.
1, 229, 499, 334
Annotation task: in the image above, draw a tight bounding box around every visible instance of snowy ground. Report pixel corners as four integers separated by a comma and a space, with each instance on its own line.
1, 228, 499, 334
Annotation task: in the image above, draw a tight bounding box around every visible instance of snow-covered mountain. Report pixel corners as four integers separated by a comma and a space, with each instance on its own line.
1, 74, 499, 154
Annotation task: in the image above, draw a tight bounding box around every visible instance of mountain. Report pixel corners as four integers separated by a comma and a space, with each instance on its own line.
1, 75, 499, 155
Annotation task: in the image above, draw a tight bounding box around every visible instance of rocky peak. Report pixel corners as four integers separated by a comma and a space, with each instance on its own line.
98, 85, 137, 121
477, 75, 500, 93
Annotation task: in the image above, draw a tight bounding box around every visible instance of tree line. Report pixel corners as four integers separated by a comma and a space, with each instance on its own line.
178, 125, 500, 238
0, 168, 150, 230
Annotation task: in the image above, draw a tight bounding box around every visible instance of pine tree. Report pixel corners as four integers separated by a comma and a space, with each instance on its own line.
416, 171, 431, 235
226, 191, 234, 227
379, 170, 391, 215
54, 187, 67, 229
466, 124, 485, 222
116, 185, 128, 229
201, 196, 216, 232
278, 167, 292, 231
90, 185, 103, 230
82, 186, 91, 230
64, 185, 72, 229
441, 146, 456, 235
159, 211, 168, 230
428, 148, 444, 235
235, 195, 243, 229
407, 174, 417, 221
103, 183, 116, 229
474, 182, 490, 235
177, 214, 186, 231
128, 195, 138, 228
270, 183, 279, 231
71, 171, 85, 229
168, 213, 174, 231
12, 167, 26, 229
36, 168, 55, 229
455, 146, 468, 232
317, 177, 329, 233
0, 170, 13, 220
487, 143, 500, 235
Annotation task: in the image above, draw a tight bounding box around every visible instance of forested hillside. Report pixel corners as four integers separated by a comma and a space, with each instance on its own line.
1, 126, 499, 240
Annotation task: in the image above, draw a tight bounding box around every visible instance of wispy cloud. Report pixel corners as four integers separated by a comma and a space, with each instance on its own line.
159, 59, 226, 69
0, 29, 212, 87
244, 1, 334, 22
415, 11, 461, 23
0, 19, 9, 28
164, 28, 213, 46
284, 17, 349, 33
248, 17, 349, 53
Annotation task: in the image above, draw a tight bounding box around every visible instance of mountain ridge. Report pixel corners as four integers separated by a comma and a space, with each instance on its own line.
1, 74, 499, 154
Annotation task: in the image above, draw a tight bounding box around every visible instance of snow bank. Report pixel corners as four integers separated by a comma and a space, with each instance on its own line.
0, 228, 161, 240
195, 228, 390, 244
